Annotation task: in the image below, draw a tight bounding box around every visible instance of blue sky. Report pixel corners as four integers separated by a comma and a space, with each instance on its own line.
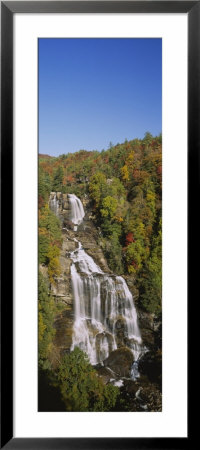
39, 38, 162, 156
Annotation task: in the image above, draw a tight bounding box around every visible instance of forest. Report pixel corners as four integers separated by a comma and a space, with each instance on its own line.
38, 132, 162, 412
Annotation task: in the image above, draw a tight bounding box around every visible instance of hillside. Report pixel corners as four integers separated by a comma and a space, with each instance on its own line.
39, 132, 161, 312
38, 133, 162, 412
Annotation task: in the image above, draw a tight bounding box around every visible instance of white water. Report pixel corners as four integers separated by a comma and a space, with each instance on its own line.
50, 193, 144, 378
70, 239, 143, 374
68, 194, 85, 226
49, 193, 59, 215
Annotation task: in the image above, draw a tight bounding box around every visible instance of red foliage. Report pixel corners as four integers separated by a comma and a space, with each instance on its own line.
131, 260, 137, 268
125, 232, 134, 245
66, 174, 75, 183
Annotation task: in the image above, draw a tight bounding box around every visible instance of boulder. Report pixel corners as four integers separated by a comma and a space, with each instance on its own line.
63, 217, 74, 230
138, 349, 162, 387
104, 347, 134, 378
62, 200, 69, 210
96, 367, 116, 385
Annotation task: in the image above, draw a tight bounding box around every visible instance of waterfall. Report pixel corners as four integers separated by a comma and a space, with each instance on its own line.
68, 194, 85, 227
49, 193, 59, 215
70, 240, 143, 374
49, 192, 144, 378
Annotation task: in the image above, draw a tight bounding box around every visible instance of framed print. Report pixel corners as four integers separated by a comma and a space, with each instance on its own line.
1, 1, 196, 448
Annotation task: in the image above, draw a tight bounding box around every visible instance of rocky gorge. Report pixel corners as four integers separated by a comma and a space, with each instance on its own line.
40, 191, 162, 412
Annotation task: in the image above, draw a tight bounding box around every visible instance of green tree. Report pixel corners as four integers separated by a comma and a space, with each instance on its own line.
57, 347, 119, 412
52, 166, 64, 192
104, 232, 124, 274
143, 131, 153, 143
89, 172, 107, 207
38, 167, 52, 204
100, 196, 118, 219
139, 219, 162, 314
125, 240, 146, 273
39, 205, 62, 247
47, 245, 61, 284
38, 234, 50, 265
38, 271, 55, 369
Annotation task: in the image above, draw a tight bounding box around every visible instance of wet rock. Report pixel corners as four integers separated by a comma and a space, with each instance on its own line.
51, 272, 73, 305
141, 328, 155, 348
62, 193, 69, 210
53, 308, 74, 351
63, 217, 74, 230
50, 232, 74, 306
137, 310, 162, 350
62, 201, 69, 210
124, 275, 139, 302
138, 310, 155, 330
104, 347, 134, 378
139, 349, 162, 388
77, 228, 111, 272
62, 239, 76, 253
96, 367, 116, 385
123, 379, 139, 396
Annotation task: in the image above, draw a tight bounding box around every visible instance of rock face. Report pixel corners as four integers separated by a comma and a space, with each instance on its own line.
50, 231, 74, 357
50, 233, 74, 306
53, 308, 74, 352
138, 310, 162, 350
104, 347, 134, 378
123, 275, 139, 302
77, 227, 111, 273
49, 192, 70, 214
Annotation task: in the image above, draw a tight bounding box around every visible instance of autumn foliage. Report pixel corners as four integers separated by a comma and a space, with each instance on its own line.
39, 132, 162, 313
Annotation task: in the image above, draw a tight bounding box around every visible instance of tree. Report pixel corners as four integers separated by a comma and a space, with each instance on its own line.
38, 271, 55, 369
57, 347, 119, 412
38, 167, 52, 203
104, 232, 124, 274
89, 172, 107, 207
100, 196, 117, 219
52, 166, 64, 192
47, 245, 61, 284
121, 164, 129, 182
125, 240, 145, 273
39, 234, 50, 265
143, 131, 153, 143
139, 219, 162, 314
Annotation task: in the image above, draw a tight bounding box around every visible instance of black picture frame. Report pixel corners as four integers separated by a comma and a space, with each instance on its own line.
0, 1, 196, 449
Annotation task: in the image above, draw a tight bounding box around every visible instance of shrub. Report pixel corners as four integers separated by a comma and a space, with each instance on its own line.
57, 347, 119, 411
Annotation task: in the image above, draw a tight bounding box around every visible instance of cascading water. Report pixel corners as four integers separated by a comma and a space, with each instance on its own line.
49, 192, 144, 379
68, 194, 85, 229
49, 193, 59, 215
70, 238, 143, 377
